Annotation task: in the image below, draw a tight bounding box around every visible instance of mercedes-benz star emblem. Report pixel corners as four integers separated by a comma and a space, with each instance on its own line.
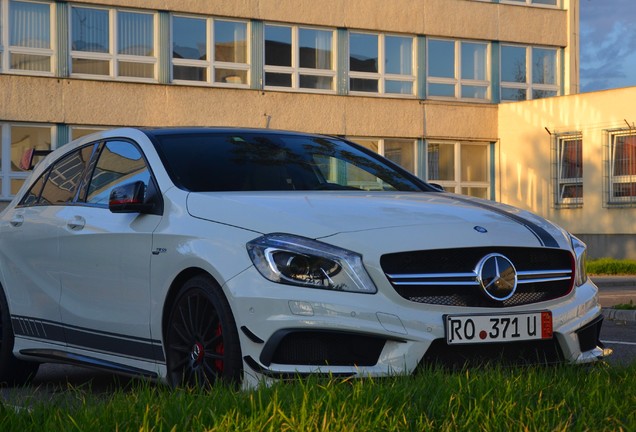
475, 253, 518, 301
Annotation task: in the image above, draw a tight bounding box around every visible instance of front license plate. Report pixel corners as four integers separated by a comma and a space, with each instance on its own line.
445, 311, 552, 345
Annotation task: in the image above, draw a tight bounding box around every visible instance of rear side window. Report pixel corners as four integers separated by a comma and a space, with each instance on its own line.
85, 140, 151, 206
20, 144, 95, 206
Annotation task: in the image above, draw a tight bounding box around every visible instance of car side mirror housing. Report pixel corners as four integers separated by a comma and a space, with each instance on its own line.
428, 182, 445, 192
109, 181, 155, 214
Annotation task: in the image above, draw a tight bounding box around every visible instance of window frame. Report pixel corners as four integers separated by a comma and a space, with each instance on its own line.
500, 0, 559, 8
171, 14, 250, 88
263, 23, 336, 93
3, 0, 55, 75
426, 140, 491, 199
552, 132, 583, 208
70, 5, 158, 82
500, 44, 560, 101
0, 122, 55, 200
70, 126, 110, 142
605, 129, 636, 207
426, 37, 491, 101
348, 31, 416, 98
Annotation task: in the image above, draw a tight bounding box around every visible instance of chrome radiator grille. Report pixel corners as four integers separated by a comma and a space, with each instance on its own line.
381, 247, 574, 307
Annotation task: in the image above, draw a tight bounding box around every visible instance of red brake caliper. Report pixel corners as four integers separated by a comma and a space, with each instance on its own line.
214, 323, 224, 372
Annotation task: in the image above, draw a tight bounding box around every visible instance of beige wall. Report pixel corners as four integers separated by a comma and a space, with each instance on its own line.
0, 75, 498, 141
76, 0, 569, 46
498, 86, 636, 239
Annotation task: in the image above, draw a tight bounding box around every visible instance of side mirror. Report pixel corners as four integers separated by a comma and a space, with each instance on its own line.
428, 182, 445, 192
109, 181, 153, 214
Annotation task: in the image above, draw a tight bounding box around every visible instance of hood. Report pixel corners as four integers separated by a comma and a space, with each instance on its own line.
186, 191, 568, 249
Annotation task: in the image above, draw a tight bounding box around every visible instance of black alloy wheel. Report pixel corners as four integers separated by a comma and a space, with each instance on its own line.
0, 287, 39, 386
165, 275, 242, 388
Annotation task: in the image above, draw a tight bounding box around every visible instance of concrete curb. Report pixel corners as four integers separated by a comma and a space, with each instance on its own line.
592, 276, 635, 321
591, 276, 636, 288
604, 308, 636, 322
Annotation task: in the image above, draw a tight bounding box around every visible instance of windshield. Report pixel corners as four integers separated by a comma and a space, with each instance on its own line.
151, 132, 426, 192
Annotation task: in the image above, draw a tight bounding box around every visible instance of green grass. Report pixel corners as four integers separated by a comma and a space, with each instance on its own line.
1, 365, 634, 431
613, 300, 636, 310
587, 258, 636, 275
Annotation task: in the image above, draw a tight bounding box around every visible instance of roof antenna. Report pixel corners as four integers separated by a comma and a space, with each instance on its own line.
264, 114, 271, 129
544, 127, 552, 135
624, 119, 634, 129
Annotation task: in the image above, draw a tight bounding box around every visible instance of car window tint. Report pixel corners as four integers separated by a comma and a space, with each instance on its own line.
19, 173, 46, 206
152, 133, 423, 192
86, 140, 150, 206
38, 145, 95, 205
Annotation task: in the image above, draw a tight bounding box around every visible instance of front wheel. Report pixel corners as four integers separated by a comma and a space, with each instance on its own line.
165, 275, 242, 388
0, 287, 39, 386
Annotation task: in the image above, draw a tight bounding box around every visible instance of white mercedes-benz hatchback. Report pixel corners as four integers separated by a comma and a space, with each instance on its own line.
0, 128, 609, 388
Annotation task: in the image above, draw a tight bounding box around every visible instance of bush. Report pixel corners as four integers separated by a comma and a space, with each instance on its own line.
587, 258, 636, 275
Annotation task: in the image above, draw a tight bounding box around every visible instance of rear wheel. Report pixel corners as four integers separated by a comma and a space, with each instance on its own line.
165, 275, 242, 388
0, 288, 39, 386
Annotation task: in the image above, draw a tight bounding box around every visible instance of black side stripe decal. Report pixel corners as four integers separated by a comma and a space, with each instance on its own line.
12, 316, 165, 363
446, 195, 560, 248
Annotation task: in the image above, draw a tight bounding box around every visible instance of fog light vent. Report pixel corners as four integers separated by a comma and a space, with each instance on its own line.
260, 330, 385, 367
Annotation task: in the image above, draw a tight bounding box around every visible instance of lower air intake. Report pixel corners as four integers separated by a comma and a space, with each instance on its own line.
260, 330, 386, 367
419, 338, 565, 369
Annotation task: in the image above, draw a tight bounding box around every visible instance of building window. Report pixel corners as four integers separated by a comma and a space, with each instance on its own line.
264, 24, 335, 92
71, 6, 157, 81
71, 126, 109, 141
349, 32, 415, 96
427, 38, 490, 100
500, 45, 558, 101
349, 138, 417, 176
3, 0, 54, 73
553, 133, 582, 208
427, 141, 490, 198
605, 130, 636, 206
501, 0, 558, 6
0, 123, 53, 199
172, 15, 249, 86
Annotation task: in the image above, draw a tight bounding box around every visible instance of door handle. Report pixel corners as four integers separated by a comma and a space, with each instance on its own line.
9, 214, 24, 227
67, 216, 86, 231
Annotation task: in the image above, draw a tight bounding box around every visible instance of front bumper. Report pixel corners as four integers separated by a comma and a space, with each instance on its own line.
225, 269, 608, 387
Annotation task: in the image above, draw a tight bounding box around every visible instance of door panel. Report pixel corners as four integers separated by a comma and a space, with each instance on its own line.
0, 205, 65, 344
57, 207, 160, 360
0, 144, 96, 346
57, 140, 163, 363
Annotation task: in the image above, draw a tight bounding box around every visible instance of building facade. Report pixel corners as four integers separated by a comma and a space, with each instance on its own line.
6, 0, 632, 259
498, 87, 636, 259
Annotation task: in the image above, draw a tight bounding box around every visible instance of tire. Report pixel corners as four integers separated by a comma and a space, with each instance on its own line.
165, 275, 242, 388
0, 288, 39, 386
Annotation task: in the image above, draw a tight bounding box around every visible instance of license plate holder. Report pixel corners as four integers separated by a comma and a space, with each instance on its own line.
445, 311, 553, 345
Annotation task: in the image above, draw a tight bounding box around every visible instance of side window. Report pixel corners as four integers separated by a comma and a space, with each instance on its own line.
33, 145, 95, 205
86, 140, 150, 206
19, 174, 46, 206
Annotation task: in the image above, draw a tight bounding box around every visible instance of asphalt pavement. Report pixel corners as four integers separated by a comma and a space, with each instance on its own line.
592, 276, 636, 322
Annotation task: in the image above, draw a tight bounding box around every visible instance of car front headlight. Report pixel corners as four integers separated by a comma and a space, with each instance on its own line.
570, 234, 588, 287
246, 234, 377, 294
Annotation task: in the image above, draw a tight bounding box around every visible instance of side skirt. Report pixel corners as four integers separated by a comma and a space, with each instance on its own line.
19, 349, 159, 379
